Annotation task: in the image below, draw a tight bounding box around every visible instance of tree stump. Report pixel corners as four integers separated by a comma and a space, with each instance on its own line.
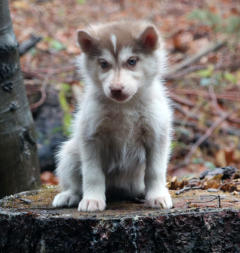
0, 187, 240, 252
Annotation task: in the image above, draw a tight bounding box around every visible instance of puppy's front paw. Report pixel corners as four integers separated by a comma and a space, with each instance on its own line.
146, 188, 173, 209
78, 198, 106, 212
52, 191, 80, 207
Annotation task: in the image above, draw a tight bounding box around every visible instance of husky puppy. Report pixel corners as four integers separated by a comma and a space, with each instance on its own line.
52, 20, 173, 212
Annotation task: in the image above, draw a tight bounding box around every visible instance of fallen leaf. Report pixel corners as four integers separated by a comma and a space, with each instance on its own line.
41, 172, 59, 185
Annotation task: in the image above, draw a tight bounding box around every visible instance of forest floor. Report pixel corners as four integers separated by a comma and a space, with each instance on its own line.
10, 0, 240, 183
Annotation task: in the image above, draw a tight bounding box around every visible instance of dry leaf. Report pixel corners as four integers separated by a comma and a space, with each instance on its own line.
220, 183, 237, 192
41, 172, 59, 185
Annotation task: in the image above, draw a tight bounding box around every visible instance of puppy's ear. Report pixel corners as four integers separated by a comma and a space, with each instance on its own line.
138, 26, 158, 52
77, 30, 97, 54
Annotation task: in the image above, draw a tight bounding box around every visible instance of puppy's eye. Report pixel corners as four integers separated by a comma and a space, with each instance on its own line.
98, 59, 109, 69
127, 57, 138, 67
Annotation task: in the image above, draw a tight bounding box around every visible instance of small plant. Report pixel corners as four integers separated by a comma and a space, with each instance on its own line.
45, 37, 66, 52
77, 0, 85, 4
196, 66, 238, 87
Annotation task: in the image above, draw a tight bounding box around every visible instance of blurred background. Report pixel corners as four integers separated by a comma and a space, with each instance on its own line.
9, 0, 240, 185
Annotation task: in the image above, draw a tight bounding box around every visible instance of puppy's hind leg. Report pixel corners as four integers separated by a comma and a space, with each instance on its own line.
52, 139, 82, 208
131, 164, 145, 198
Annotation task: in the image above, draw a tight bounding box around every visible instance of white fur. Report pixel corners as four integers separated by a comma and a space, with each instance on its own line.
110, 34, 117, 53
118, 47, 132, 62
53, 24, 173, 212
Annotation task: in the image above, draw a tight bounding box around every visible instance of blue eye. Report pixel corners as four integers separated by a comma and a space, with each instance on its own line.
98, 59, 109, 69
127, 57, 138, 66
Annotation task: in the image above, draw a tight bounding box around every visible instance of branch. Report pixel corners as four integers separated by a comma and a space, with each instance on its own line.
19, 34, 42, 56
165, 39, 227, 80
169, 93, 194, 107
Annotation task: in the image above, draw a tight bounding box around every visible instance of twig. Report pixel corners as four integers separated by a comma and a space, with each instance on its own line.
19, 34, 42, 56
22, 70, 45, 80
37, 65, 75, 75
224, 116, 240, 125
209, 87, 240, 124
166, 65, 205, 81
209, 86, 222, 114
174, 88, 240, 102
167, 59, 240, 80
172, 87, 240, 125
165, 39, 227, 79
176, 186, 202, 195
30, 76, 48, 111
188, 195, 220, 204
19, 198, 32, 204
169, 93, 194, 107
183, 110, 234, 165
217, 195, 221, 208
173, 102, 192, 116
174, 118, 240, 137
174, 119, 202, 130
30, 85, 46, 111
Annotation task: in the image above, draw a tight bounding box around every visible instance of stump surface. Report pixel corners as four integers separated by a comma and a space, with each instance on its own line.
1, 186, 240, 252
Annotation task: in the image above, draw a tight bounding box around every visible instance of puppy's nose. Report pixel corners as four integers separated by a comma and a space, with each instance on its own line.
110, 83, 124, 96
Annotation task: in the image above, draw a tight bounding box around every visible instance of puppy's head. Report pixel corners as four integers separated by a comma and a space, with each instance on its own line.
77, 21, 166, 103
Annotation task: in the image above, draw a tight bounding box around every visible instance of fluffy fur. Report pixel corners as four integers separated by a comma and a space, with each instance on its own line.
52, 20, 173, 212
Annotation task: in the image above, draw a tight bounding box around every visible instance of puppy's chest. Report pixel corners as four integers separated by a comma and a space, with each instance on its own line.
98, 109, 149, 144
95, 109, 150, 171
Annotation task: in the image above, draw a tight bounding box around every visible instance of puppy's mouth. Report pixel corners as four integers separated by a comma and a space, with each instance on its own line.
110, 90, 130, 103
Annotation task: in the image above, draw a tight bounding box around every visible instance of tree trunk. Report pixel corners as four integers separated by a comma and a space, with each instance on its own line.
0, 0, 40, 198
